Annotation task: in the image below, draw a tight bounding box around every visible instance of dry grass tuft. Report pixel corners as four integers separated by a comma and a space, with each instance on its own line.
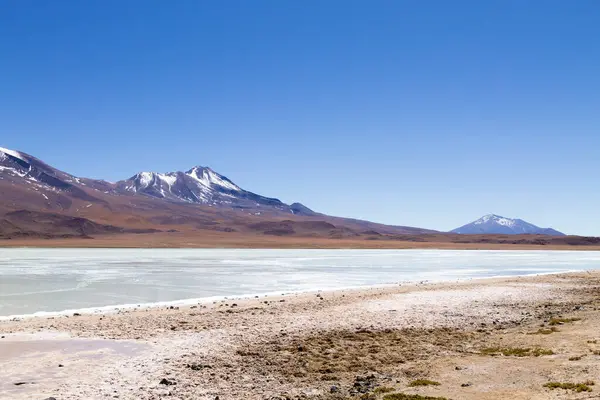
383, 394, 450, 400
236, 327, 470, 381
373, 387, 396, 394
528, 327, 559, 335
480, 347, 554, 357
543, 381, 595, 392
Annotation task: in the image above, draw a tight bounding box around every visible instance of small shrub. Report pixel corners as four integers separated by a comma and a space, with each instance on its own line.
549, 317, 581, 326
531, 348, 554, 357
408, 379, 441, 387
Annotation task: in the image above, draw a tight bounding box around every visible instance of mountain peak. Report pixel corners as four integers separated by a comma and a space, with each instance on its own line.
184, 166, 241, 192
116, 165, 289, 210
474, 214, 516, 227
452, 214, 564, 236
0, 146, 26, 162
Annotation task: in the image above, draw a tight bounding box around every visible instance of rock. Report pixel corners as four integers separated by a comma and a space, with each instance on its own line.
42, 398, 57, 400
58, 364, 64, 368
301, 388, 321, 397
73, 313, 81, 317
330, 385, 339, 393
461, 383, 472, 387
187, 363, 212, 371
159, 378, 176, 386
351, 374, 377, 394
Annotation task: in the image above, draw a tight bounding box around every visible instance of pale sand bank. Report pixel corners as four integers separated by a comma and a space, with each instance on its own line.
1, 272, 600, 400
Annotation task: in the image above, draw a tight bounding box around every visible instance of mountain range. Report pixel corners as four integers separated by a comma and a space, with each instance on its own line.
0, 146, 434, 240
451, 214, 565, 236
1, 146, 587, 247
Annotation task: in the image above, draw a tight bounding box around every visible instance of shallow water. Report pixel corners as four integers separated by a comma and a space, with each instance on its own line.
0, 248, 598, 317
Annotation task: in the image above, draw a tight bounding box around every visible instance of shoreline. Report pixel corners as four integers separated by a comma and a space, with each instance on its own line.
0, 266, 589, 322
2, 271, 600, 399
2, 233, 600, 250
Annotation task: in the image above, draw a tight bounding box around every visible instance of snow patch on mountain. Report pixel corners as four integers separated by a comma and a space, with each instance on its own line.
0, 165, 27, 177
186, 167, 241, 191
157, 173, 177, 187
473, 214, 516, 228
0, 147, 26, 162
138, 172, 154, 188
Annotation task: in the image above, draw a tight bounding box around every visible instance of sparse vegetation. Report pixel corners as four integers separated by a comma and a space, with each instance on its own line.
374, 387, 396, 394
531, 348, 555, 356
528, 327, 559, 335
383, 394, 450, 400
408, 379, 441, 387
231, 327, 470, 383
543, 381, 595, 392
481, 347, 554, 357
549, 317, 581, 326
587, 340, 597, 344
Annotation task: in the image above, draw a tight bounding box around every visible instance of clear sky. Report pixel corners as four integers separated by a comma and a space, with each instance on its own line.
1, 1, 599, 235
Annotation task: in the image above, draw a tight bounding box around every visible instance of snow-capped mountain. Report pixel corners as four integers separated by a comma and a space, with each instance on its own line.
0, 146, 103, 202
451, 214, 565, 236
0, 145, 316, 215
1, 145, 435, 238
115, 166, 299, 211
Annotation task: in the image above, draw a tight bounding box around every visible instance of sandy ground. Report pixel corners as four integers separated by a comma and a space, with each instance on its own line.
1, 272, 600, 400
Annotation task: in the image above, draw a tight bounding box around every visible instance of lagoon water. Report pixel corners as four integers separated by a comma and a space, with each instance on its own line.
1, 248, 599, 318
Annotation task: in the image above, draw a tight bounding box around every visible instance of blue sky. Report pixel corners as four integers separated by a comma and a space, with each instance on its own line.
1, 1, 599, 235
